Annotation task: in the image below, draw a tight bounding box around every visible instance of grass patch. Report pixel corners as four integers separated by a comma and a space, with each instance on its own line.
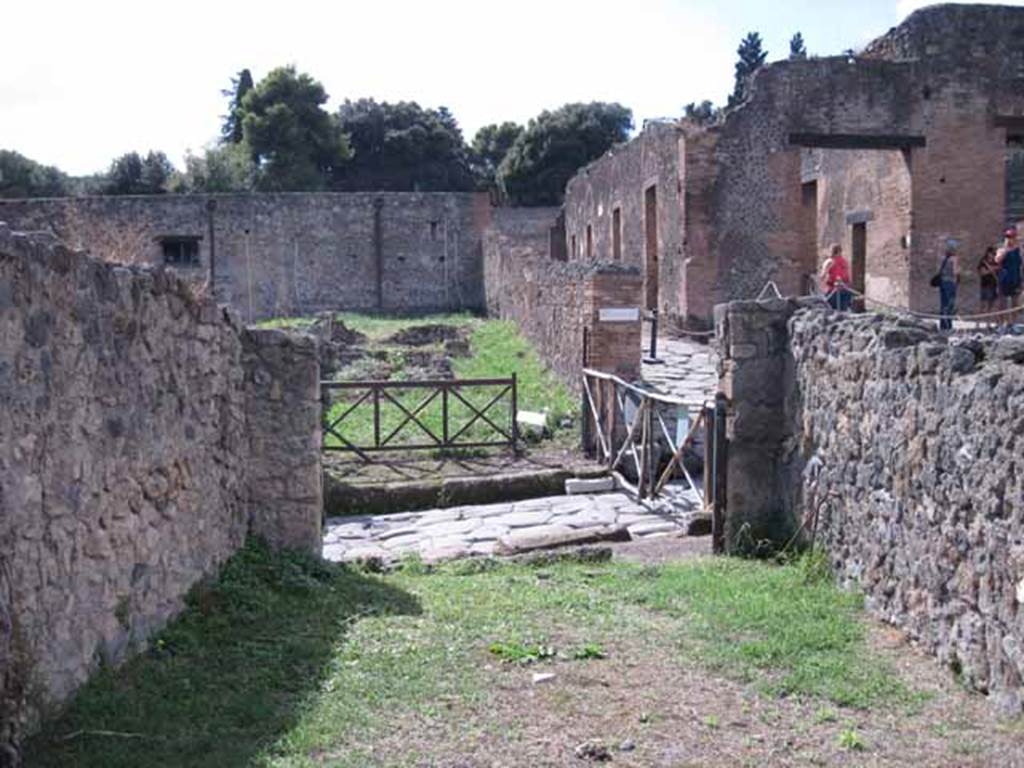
323, 317, 576, 452
28, 553, 918, 767
635, 556, 917, 708
334, 311, 476, 342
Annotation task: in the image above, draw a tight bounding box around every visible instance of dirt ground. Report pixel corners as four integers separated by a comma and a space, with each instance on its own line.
341, 537, 1024, 768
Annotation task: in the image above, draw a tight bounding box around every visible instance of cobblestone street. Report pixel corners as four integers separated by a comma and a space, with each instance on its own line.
323, 489, 702, 565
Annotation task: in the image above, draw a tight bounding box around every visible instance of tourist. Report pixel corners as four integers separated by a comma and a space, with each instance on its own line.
978, 245, 1000, 317
934, 239, 959, 332
820, 243, 852, 311
997, 226, 1022, 329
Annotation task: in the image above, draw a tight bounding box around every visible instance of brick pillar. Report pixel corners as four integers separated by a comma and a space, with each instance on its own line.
583, 267, 643, 380
714, 297, 800, 555
243, 328, 323, 555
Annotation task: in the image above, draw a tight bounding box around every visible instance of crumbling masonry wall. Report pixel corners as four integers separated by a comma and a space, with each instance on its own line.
0, 192, 492, 323
484, 208, 642, 390
0, 225, 322, 751
718, 300, 1024, 714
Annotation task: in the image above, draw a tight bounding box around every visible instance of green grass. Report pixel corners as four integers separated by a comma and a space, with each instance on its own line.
323, 317, 576, 451
26, 547, 916, 768
632, 555, 918, 708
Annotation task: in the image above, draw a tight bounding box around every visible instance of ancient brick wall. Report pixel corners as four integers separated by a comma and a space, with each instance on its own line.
0, 192, 491, 323
718, 300, 1024, 715
0, 225, 322, 753
563, 123, 686, 323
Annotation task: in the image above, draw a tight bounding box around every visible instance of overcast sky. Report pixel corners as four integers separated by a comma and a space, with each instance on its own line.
2, 0, 1021, 175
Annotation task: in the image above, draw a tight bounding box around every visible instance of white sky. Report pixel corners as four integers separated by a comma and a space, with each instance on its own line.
2, 1, 1022, 175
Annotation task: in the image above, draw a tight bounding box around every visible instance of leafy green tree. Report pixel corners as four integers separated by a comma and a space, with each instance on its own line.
103, 151, 174, 195
497, 102, 632, 206
221, 68, 255, 145
0, 150, 69, 198
241, 66, 351, 191
471, 122, 523, 188
789, 32, 807, 60
170, 144, 256, 193
683, 100, 721, 126
334, 99, 474, 191
729, 32, 768, 107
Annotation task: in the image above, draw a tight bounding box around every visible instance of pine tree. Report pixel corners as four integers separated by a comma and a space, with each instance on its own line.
221, 68, 255, 145
728, 32, 768, 108
789, 32, 807, 60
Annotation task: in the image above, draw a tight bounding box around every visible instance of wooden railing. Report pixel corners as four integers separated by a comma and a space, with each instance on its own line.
321, 376, 518, 459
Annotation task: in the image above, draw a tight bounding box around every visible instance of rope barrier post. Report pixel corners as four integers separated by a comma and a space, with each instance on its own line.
643, 309, 663, 365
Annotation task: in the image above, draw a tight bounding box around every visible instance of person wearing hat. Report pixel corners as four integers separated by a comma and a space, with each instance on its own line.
997, 225, 1022, 328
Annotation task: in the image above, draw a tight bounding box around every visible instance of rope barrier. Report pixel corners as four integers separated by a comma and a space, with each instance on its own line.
832, 283, 1022, 323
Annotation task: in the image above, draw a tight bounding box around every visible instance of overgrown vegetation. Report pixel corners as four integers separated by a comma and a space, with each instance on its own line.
319, 314, 576, 452
27, 546, 922, 767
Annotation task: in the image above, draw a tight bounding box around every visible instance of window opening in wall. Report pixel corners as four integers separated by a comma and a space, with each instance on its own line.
1007, 135, 1024, 226
644, 184, 659, 310
586, 224, 593, 260
159, 236, 201, 267
571, 234, 577, 260
612, 207, 622, 262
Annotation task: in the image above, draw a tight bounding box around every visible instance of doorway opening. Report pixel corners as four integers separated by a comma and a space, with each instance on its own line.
644, 185, 658, 310
851, 222, 867, 311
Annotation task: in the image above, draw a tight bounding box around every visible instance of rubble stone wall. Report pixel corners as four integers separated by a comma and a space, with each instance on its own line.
718, 298, 1024, 713
0, 224, 322, 752
0, 192, 491, 323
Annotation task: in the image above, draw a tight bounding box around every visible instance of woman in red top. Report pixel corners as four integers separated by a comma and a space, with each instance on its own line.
820, 243, 852, 311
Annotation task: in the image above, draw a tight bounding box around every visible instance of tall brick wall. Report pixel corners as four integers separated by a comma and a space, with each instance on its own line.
0, 192, 491, 323
563, 123, 686, 323
0, 225, 322, 755
718, 300, 1024, 716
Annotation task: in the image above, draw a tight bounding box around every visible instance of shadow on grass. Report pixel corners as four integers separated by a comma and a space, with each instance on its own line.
23, 540, 421, 768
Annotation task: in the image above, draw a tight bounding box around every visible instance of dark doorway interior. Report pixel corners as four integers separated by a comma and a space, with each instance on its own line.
851, 222, 867, 311
644, 185, 658, 310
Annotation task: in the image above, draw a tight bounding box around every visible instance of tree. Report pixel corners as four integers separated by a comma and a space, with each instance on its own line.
682, 100, 721, 126
241, 66, 351, 191
497, 102, 633, 207
170, 144, 256, 193
0, 150, 69, 198
103, 150, 174, 195
729, 32, 768, 108
334, 99, 475, 191
789, 32, 807, 60
221, 68, 255, 145
470, 122, 523, 188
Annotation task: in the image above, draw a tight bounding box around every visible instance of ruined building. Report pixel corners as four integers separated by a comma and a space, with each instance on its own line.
564, 3, 1024, 325
2, 5, 1022, 334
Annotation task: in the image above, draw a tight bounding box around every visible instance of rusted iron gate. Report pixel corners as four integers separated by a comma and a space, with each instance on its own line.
582, 368, 726, 551
321, 376, 518, 459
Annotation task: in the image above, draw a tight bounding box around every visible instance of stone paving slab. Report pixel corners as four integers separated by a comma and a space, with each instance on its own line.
323, 489, 700, 565
642, 337, 719, 414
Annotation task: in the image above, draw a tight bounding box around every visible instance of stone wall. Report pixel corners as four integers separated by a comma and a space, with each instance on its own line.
483, 208, 642, 390
717, 299, 1024, 714
0, 224, 322, 753
0, 192, 492, 323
